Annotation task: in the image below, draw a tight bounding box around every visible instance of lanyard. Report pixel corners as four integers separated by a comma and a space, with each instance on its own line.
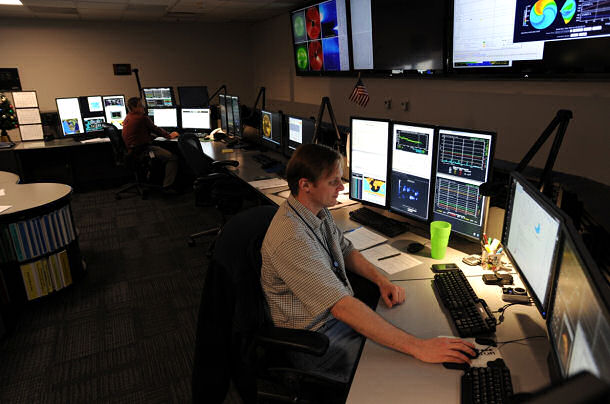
287, 202, 347, 285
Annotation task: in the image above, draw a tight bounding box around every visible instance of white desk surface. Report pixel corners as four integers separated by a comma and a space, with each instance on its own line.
347, 276, 551, 403
0, 171, 20, 184
0, 182, 72, 216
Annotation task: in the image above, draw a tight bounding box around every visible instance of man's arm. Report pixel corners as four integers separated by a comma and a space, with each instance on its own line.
331, 295, 476, 364
344, 249, 405, 308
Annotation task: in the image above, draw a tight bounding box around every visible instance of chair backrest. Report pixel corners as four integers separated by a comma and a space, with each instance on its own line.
192, 205, 278, 404
178, 133, 209, 177
102, 123, 128, 166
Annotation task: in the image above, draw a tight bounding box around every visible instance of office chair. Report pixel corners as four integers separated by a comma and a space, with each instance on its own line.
102, 123, 161, 200
192, 205, 347, 404
177, 133, 248, 246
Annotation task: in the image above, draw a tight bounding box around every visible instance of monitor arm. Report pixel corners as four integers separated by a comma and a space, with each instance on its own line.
253, 87, 266, 112
133, 68, 142, 96
209, 84, 227, 102
312, 96, 341, 149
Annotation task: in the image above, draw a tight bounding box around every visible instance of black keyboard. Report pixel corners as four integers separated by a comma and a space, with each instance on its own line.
252, 153, 280, 166
434, 270, 496, 337
462, 359, 514, 404
348, 207, 409, 238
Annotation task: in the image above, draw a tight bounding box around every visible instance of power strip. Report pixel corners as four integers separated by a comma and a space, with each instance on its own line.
502, 287, 530, 303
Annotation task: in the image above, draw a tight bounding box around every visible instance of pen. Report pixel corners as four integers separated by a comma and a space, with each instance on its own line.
378, 253, 400, 261
483, 234, 489, 245
343, 226, 362, 234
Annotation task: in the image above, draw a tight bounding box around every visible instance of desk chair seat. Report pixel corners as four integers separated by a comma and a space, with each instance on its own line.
178, 133, 250, 246
103, 123, 161, 200
192, 206, 346, 404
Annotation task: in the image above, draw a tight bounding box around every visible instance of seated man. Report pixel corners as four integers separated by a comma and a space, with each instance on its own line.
261, 144, 475, 383
122, 97, 179, 190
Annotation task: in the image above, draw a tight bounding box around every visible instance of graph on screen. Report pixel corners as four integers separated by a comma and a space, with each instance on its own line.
434, 177, 484, 224
395, 129, 429, 154
437, 133, 490, 182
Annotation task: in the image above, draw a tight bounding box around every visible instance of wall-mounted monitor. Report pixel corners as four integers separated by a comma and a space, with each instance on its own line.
291, 0, 350, 74
432, 126, 495, 240
102, 95, 127, 130
56, 97, 84, 136
389, 122, 436, 221
261, 110, 282, 151
177, 86, 209, 107
349, 117, 390, 208
181, 108, 211, 131
142, 87, 175, 108
350, 0, 447, 75
450, 0, 610, 78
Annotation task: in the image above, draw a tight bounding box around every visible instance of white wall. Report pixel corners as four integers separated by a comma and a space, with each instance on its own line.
0, 18, 255, 111
250, 14, 610, 186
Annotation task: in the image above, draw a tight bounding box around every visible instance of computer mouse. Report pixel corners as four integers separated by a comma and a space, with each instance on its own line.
475, 337, 497, 347
467, 348, 480, 360
407, 242, 425, 254
442, 362, 469, 371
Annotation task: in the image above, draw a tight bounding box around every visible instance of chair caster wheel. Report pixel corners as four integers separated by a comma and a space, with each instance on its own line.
188, 239, 196, 247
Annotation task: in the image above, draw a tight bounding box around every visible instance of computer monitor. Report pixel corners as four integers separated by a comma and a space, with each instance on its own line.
389, 122, 436, 221
84, 116, 105, 133
150, 107, 178, 129
503, 172, 563, 318
142, 87, 175, 108
261, 110, 282, 151
547, 221, 610, 384
226, 95, 235, 135
285, 115, 315, 156
181, 108, 211, 131
349, 117, 390, 208
218, 94, 228, 132
230, 96, 241, 137
102, 95, 127, 130
177, 86, 209, 107
432, 126, 495, 239
56, 97, 84, 136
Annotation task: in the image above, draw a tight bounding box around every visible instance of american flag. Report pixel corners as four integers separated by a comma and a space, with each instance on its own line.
349, 78, 369, 108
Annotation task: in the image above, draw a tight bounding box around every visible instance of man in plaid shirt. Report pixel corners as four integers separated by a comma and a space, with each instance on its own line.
261, 144, 475, 383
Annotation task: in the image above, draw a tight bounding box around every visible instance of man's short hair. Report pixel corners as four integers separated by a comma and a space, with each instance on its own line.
286, 144, 342, 195
127, 97, 141, 112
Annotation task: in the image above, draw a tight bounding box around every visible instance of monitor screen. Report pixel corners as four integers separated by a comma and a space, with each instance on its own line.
181, 108, 211, 130
350, 0, 446, 74
226, 95, 235, 135
218, 94, 228, 132
84, 116, 105, 133
287, 116, 315, 153
261, 110, 282, 149
56, 97, 84, 136
349, 117, 390, 208
548, 222, 610, 384
142, 87, 175, 107
150, 108, 178, 128
291, 0, 350, 74
432, 126, 495, 239
177, 86, 209, 107
230, 96, 241, 137
78, 95, 105, 119
87, 96, 103, 112
503, 172, 562, 317
451, 0, 610, 77
102, 95, 127, 130
389, 122, 436, 221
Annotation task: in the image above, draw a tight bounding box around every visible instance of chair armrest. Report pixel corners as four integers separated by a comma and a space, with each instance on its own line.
211, 160, 239, 168
256, 326, 329, 357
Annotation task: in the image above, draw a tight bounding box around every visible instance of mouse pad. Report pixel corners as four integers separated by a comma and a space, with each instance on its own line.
440, 336, 503, 367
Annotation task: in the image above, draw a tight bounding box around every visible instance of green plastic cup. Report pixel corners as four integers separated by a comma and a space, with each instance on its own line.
430, 221, 451, 259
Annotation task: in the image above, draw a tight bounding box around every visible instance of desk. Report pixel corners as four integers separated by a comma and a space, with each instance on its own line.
197, 140, 552, 403
0, 171, 19, 184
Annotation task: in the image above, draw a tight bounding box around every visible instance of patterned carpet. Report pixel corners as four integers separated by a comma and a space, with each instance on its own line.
0, 188, 225, 403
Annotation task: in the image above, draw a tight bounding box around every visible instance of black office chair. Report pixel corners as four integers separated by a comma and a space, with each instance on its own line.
102, 123, 161, 200
192, 205, 347, 404
178, 132, 250, 246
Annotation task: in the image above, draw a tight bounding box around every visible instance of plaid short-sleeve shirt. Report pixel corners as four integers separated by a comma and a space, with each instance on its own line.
261, 195, 355, 331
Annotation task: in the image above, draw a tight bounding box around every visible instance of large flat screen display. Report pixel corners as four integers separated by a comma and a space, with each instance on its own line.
291, 0, 350, 74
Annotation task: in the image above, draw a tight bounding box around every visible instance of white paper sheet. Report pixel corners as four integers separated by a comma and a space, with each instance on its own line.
344, 227, 387, 251
12, 91, 38, 108
0, 206, 11, 213
248, 178, 288, 190
19, 124, 44, 141
16, 108, 41, 125
0, 189, 5, 196
361, 244, 422, 274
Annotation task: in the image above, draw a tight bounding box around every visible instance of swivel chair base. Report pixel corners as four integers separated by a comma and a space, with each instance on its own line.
115, 182, 148, 200
187, 226, 221, 247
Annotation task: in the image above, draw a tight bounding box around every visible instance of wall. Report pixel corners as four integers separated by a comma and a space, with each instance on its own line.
0, 18, 255, 111
251, 14, 610, 186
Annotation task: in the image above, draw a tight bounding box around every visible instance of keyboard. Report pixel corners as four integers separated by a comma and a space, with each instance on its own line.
348, 207, 409, 238
252, 153, 280, 166
434, 269, 496, 337
462, 359, 514, 404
